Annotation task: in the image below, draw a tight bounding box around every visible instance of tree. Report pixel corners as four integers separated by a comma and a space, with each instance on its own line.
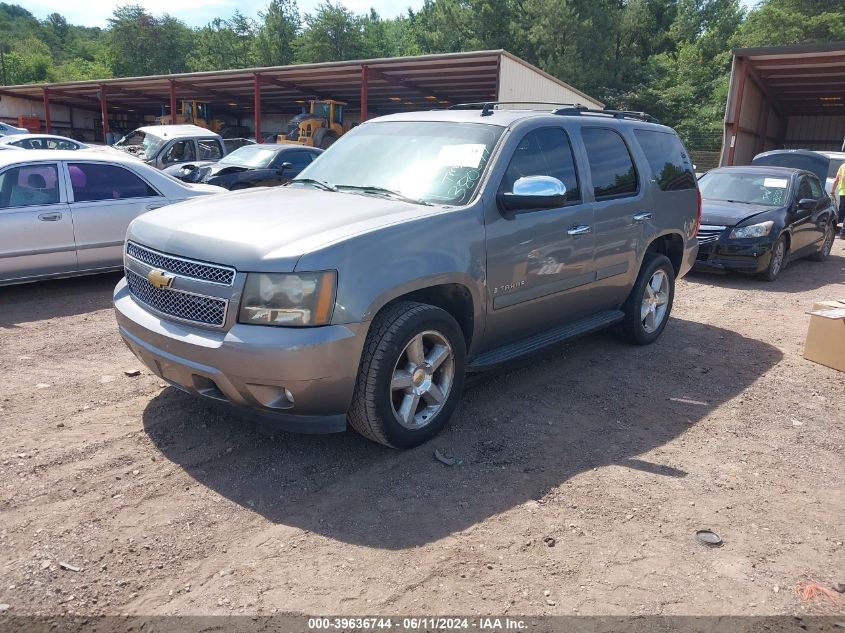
297, 2, 364, 62
735, 0, 845, 47
106, 5, 194, 76
254, 0, 301, 66
188, 13, 256, 71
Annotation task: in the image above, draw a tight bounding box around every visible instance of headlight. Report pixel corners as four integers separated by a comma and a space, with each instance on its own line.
238, 271, 336, 327
729, 220, 774, 239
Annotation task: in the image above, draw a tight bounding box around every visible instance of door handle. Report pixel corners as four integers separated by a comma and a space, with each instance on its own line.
38, 212, 62, 221
567, 225, 592, 236
633, 212, 653, 222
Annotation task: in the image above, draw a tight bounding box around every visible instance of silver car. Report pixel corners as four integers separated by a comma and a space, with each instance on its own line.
0, 134, 88, 151
0, 150, 223, 286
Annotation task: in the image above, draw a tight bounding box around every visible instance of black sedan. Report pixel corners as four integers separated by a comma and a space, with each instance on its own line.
694, 166, 836, 281
164, 144, 323, 190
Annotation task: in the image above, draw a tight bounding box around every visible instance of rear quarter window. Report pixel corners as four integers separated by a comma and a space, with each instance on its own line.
633, 129, 697, 191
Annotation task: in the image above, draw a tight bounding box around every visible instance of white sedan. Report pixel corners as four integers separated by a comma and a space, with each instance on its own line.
0, 150, 224, 286
0, 134, 88, 151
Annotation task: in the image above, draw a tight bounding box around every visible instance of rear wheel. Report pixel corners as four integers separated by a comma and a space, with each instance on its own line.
615, 253, 675, 345
808, 221, 834, 262
759, 234, 787, 281
348, 301, 466, 449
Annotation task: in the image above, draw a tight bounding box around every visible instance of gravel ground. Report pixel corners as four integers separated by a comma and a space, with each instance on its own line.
0, 242, 843, 618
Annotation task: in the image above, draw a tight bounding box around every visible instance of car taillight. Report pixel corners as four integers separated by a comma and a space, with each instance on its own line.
694, 188, 702, 237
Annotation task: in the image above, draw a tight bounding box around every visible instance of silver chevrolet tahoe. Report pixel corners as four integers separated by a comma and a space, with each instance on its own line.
114, 105, 700, 448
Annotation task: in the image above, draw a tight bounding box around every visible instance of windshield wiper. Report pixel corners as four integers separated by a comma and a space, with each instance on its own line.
724, 199, 755, 204
335, 185, 432, 206
289, 178, 338, 192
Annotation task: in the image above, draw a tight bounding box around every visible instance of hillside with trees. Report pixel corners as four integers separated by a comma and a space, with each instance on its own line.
0, 0, 842, 138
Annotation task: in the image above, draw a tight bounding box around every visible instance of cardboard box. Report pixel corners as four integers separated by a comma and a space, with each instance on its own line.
804, 300, 845, 373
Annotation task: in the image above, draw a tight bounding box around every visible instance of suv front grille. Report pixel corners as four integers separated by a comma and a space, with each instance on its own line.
125, 269, 227, 327
696, 225, 727, 245
126, 242, 235, 286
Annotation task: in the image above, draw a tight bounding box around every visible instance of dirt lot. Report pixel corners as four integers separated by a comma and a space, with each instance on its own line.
1, 244, 843, 619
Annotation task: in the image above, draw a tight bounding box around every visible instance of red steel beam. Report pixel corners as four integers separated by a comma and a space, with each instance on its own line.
254, 73, 262, 144
99, 84, 109, 142
42, 88, 51, 133
726, 58, 747, 167
361, 65, 369, 122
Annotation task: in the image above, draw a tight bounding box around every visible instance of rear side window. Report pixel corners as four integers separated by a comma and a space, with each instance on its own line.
198, 139, 224, 160
633, 129, 697, 191
68, 163, 158, 202
0, 164, 60, 208
501, 127, 580, 203
582, 128, 638, 199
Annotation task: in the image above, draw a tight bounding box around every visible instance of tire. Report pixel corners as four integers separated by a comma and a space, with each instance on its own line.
615, 253, 675, 345
807, 221, 834, 262
348, 301, 467, 449
758, 234, 787, 281
319, 134, 337, 150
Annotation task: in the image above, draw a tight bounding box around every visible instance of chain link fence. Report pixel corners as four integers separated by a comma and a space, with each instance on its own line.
680, 130, 723, 173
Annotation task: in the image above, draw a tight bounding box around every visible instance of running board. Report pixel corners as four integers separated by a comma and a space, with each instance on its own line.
468, 310, 625, 371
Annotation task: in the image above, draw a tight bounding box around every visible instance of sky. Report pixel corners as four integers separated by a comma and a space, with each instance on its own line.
27, 0, 760, 29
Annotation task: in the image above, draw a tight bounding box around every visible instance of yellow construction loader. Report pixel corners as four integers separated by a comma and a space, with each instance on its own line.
278, 99, 349, 149
156, 100, 249, 138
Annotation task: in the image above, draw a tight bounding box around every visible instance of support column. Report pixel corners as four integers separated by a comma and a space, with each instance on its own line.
99, 85, 109, 143
42, 88, 51, 134
169, 79, 177, 123
726, 58, 747, 166
360, 65, 369, 122
254, 73, 262, 143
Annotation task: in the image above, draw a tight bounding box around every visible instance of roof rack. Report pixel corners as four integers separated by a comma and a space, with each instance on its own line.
552, 106, 659, 123
448, 101, 584, 117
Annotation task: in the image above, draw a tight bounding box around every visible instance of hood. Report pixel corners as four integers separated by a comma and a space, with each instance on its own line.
206, 163, 250, 177
182, 182, 226, 195
700, 199, 776, 227
128, 186, 438, 272
752, 150, 827, 186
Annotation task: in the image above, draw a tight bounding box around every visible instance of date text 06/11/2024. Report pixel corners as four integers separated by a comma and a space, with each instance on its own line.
307, 617, 527, 630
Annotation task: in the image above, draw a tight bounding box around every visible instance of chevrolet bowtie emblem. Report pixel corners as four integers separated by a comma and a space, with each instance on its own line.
147, 269, 174, 290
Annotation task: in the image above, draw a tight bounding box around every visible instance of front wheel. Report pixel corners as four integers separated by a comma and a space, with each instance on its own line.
348, 301, 467, 448
759, 234, 787, 281
615, 253, 675, 345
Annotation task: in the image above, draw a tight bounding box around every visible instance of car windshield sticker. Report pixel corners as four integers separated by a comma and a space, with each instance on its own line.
763, 178, 788, 189
437, 144, 486, 169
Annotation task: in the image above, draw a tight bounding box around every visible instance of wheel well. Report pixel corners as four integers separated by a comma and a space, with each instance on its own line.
645, 234, 683, 276
781, 231, 791, 251
385, 284, 475, 348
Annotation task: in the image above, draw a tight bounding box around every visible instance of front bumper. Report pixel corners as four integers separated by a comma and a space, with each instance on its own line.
114, 278, 368, 433
693, 237, 773, 274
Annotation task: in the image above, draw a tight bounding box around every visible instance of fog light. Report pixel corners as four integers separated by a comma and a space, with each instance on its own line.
284, 388, 295, 404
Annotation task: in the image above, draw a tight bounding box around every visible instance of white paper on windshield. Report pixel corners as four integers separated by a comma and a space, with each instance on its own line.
763, 178, 788, 188
437, 144, 486, 168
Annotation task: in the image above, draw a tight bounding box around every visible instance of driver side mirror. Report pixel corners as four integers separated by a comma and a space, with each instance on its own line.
499, 176, 567, 213
276, 161, 293, 176
797, 198, 816, 211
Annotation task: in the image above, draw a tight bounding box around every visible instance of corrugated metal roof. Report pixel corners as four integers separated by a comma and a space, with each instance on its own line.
0, 50, 597, 116
733, 41, 845, 116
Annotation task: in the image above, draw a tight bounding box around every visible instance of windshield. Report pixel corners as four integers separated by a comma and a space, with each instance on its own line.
114, 130, 165, 160
219, 145, 278, 168
699, 171, 790, 206
294, 121, 504, 205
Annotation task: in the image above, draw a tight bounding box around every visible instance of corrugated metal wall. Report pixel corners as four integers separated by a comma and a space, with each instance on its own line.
784, 116, 845, 151
497, 55, 603, 108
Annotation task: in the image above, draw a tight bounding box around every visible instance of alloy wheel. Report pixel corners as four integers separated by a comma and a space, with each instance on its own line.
770, 239, 785, 276
390, 330, 455, 430
641, 269, 670, 334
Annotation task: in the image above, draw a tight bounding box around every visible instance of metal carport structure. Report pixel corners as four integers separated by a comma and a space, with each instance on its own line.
722, 41, 845, 165
0, 50, 601, 143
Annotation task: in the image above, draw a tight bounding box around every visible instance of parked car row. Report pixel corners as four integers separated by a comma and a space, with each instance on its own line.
0, 109, 840, 449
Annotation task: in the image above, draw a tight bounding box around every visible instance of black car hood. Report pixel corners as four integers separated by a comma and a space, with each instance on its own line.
206, 163, 251, 177
701, 200, 776, 227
